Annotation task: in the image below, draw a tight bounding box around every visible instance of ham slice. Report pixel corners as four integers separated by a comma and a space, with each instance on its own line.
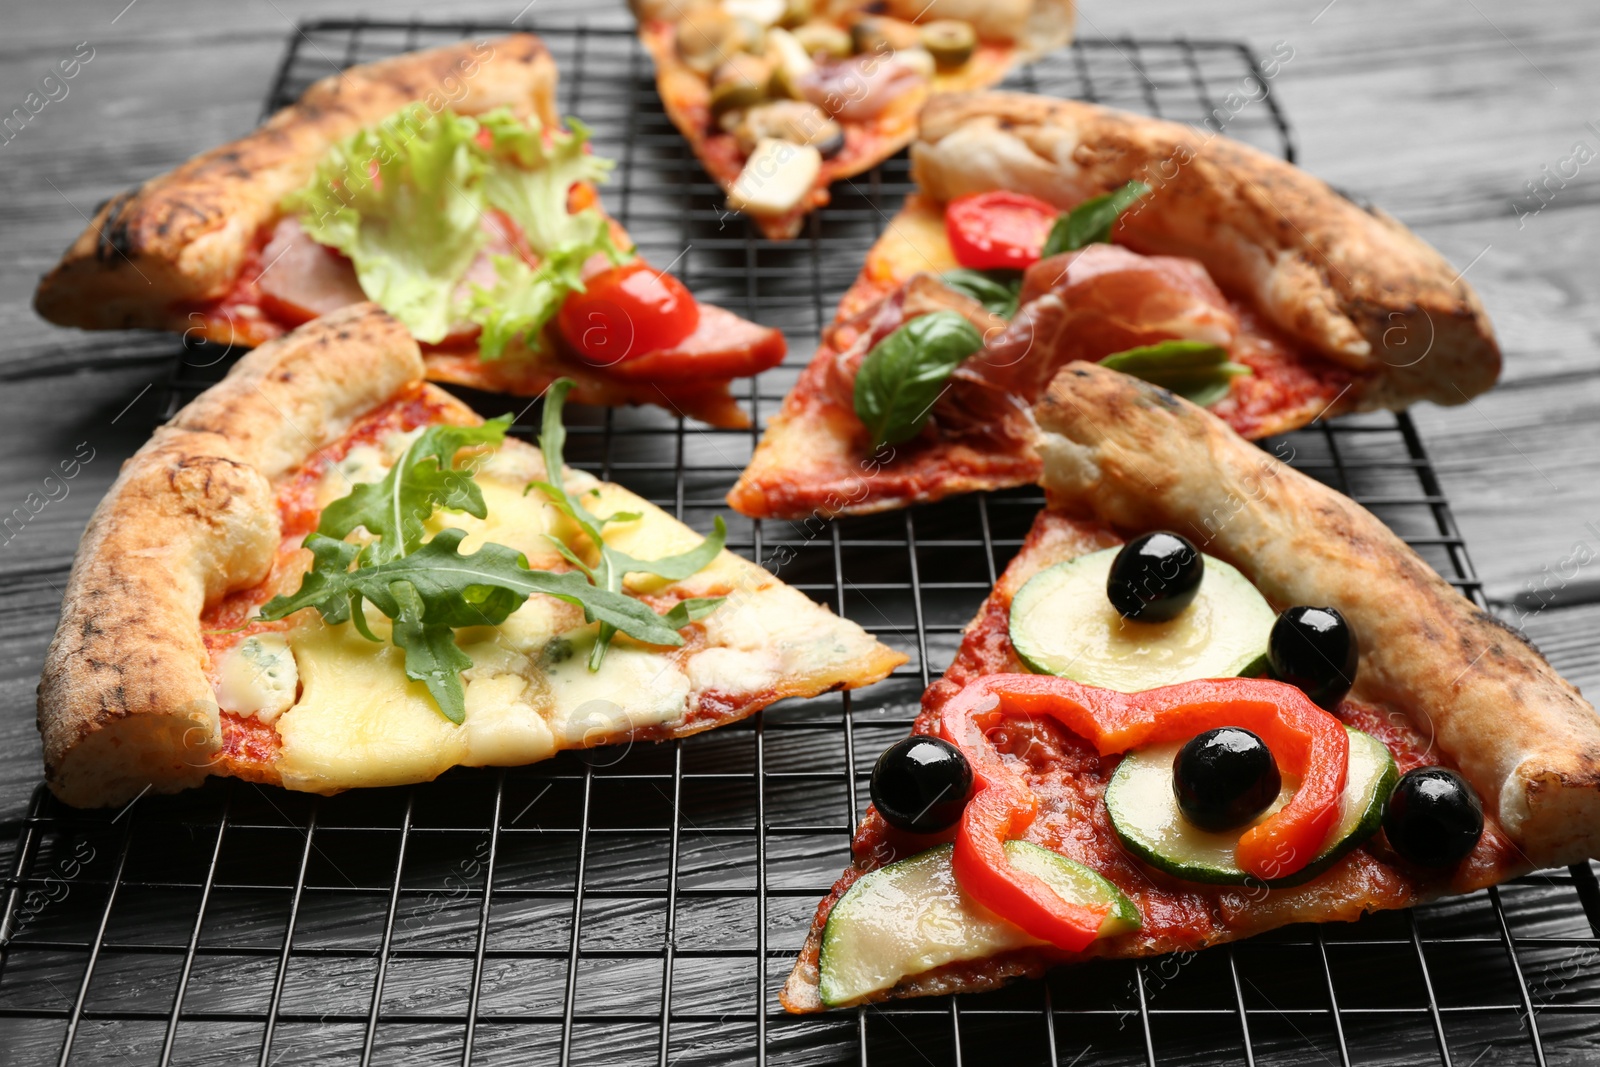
595, 304, 787, 382
254, 217, 367, 326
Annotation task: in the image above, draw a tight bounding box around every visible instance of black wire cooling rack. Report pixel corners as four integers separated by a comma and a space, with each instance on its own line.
3, 17, 1599, 1067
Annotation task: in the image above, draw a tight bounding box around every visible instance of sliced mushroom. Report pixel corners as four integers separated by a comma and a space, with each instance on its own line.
733, 100, 845, 157
676, 6, 764, 75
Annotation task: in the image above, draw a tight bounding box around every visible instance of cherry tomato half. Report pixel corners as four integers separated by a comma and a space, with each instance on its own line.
557, 260, 701, 366
945, 191, 1060, 270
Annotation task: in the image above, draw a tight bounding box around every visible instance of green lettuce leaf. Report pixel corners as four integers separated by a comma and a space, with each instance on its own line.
468, 113, 631, 359
285, 105, 488, 344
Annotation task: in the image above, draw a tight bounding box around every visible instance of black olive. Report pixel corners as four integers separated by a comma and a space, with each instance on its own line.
815, 126, 846, 159
1268, 606, 1359, 710
1383, 767, 1483, 868
1106, 531, 1203, 622
1172, 727, 1281, 832
870, 736, 972, 834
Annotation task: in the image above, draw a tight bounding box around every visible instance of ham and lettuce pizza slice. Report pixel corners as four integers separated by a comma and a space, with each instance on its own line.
730, 91, 1502, 517
37, 305, 903, 808
781, 362, 1599, 1011
34, 34, 784, 429
632, 0, 1074, 240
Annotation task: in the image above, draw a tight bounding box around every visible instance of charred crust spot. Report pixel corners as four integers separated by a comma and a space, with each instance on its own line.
98, 190, 140, 262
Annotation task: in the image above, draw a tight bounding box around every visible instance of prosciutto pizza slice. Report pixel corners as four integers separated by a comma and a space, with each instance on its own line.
33, 35, 785, 429
633, 0, 1074, 239
37, 304, 903, 809
782, 362, 1599, 1011
731, 91, 1502, 518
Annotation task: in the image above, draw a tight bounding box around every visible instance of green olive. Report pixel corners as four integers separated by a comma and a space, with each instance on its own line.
919, 20, 976, 71
710, 54, 774, 119
792, 21, 853, 59
850, 16, 920, 56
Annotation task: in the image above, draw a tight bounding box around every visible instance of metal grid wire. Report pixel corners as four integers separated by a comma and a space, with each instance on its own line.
2, 18, 1598, 1067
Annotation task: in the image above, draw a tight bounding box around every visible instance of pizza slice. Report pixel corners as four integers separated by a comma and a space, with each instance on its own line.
37, 304, 904, 808
731, 91, 1502, 518
632, 0, 1074, 239
781, 361, 1598, 1011
33, 34, 785, 429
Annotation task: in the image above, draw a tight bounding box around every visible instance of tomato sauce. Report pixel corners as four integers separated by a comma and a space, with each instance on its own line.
198, 385, 464, 776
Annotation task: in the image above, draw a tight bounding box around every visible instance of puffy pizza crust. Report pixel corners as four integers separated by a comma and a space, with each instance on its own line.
38, 304, 420, 808
40, 302, 902, 807
34, 35, 557, 333
1033, 362, 1600, 870
911, 92, 1501, 406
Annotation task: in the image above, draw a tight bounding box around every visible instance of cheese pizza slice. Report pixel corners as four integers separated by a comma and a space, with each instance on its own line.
782, 362, 1598, 1011
33, 35, 785, 429
633, 0, 1074, 239
731, 91, 1502, 518
37, 304, 903, 808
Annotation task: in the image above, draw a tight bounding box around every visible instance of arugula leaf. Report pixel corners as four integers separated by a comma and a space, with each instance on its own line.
320, 417, 512, 563
940, 268, 1023, 319
259, 393, 725, 720
852, 310, 985, 449
285, 106, 488, 343
1041, 180, 1152, 258
389, 581, 475, 723
529, 379, 728, 669
1099, 339, 1252, 407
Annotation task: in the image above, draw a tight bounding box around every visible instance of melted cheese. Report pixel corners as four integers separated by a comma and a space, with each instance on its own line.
250, 433, 892, 792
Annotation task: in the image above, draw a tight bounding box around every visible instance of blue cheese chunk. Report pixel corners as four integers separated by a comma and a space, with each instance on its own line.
215, 633, 299, 723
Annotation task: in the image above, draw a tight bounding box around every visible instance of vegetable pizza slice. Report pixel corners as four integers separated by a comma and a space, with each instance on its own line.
34, 35, 784, 429
37, 304, 903, 808
632, 0, 1074, 238
782, 362, 1599, 1011
731, 91, 1502, 518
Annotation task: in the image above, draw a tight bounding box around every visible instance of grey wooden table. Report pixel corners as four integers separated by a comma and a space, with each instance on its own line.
0, 3, 1597, 1065
1, 0, 1595, 817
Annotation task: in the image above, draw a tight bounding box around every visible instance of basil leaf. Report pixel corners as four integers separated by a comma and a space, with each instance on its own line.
853, 310, 985, 449
1041, 180, 1152, 258
1099, 340, 1252, 407
940, 268, 1023, 319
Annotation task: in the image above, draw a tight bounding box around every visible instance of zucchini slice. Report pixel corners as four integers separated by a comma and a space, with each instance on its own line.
1105, 726, 1397, 886
1009, 547, 1275, 691
817, 842, 1138, 1007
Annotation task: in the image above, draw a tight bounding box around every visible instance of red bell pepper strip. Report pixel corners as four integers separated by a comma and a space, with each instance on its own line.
937, 674, 1348, 951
